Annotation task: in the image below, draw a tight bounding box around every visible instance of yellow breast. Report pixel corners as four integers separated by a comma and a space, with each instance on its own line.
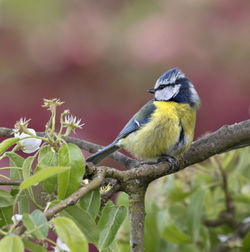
119, 101, 196, 160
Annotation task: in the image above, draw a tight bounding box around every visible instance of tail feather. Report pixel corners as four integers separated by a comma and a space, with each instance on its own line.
86, 141, 120, 164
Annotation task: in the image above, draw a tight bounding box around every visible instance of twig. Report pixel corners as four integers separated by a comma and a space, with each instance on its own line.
14, 169, 105, 236
45, 169, 105, 219
0, 127, 13, 137
0, 180, 22, 186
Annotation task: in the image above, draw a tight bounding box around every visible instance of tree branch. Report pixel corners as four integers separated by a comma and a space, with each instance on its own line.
125, 180, 147, 252
1, 120, 249, 170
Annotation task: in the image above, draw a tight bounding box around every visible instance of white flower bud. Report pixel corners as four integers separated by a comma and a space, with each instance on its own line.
14, 128, 42, 154
11, 214, 23, 225
54, 237, 71, 252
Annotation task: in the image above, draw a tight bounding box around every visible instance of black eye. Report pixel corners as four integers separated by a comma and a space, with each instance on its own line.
158, 84, 166, 90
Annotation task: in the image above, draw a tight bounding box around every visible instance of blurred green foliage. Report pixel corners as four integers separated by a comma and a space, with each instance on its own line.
116, 147, 250, 251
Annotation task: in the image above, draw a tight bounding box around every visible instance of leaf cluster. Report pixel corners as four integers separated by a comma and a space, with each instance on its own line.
0, 100, 127, 252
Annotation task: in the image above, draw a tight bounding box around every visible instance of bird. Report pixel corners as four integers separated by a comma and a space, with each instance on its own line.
86, 68, 200, 165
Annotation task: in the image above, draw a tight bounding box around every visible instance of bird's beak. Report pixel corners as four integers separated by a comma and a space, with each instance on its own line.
148, 88, 155, 94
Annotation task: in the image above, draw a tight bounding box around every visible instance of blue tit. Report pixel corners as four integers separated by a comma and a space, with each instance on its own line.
86, 68, 200, 165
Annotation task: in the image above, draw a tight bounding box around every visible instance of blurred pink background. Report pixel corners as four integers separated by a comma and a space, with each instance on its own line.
1, 0, 249, 148
0, 0, 250, 251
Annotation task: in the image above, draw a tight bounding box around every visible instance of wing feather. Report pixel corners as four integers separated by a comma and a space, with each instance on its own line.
116, 100, 156, 140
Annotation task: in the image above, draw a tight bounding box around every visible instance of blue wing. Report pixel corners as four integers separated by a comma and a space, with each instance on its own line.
116, 99, 156, 140
86, 99, 156, 164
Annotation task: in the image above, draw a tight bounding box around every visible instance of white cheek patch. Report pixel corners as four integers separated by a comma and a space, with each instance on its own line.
155, 84, 181, 101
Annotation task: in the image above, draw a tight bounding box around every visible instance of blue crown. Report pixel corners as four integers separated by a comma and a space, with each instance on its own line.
157, 68, 185, 85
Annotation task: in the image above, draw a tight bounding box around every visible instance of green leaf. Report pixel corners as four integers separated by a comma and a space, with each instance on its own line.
66, 143, 85, 196
37, 145, 58, 193
22, 210, 48, 240
6, 152, 24, 167
98, 201, 127, 250
242, 231, 250, 250
22, 156, 35, 179
179, 244, 200, 252
102, 240, 120, 252
22, 156, 36, 211
6, 152, 24, 195
187, 189, 205, 241
0, 206, 13, 228
162, 225, 192, 244
58, 143, 85, 199
54, 216, 88, 252
23, 240, 46, 252
0, 189, 14, 207
58, 143, 70, 199
62, 205, 99, 244
0, 235, 24, 252
79, 188, 100, 219
18, 190, 30, 214
233, 194, 250, 204
168, 186, 192, 202
116, 192, 129, 207
0, 137, 19, 155
38, 145, 55, 164
20, 166, 70, 190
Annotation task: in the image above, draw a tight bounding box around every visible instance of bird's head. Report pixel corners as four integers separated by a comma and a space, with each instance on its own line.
149, 68, 200, 109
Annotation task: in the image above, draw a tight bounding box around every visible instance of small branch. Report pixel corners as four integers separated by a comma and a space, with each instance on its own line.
0, 180, 22, 186
218, 163, 235, 219
0, 127, 13, 137
203, 211, 236, 228
14, 169, 105, 236
45, 169, 105, 219
203, 161, 237, 229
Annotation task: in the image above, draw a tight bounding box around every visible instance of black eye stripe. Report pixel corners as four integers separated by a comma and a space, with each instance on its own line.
158, 84, 166, 89
156, 83, 175, 90
156, 78, 186, 91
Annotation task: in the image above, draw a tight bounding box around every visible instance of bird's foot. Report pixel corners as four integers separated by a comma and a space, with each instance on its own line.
158, 155, 178, 173
137, 155, 178, 173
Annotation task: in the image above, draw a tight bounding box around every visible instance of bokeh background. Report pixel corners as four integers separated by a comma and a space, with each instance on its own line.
1, 0, 250, 151
0, 0, 249, 251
